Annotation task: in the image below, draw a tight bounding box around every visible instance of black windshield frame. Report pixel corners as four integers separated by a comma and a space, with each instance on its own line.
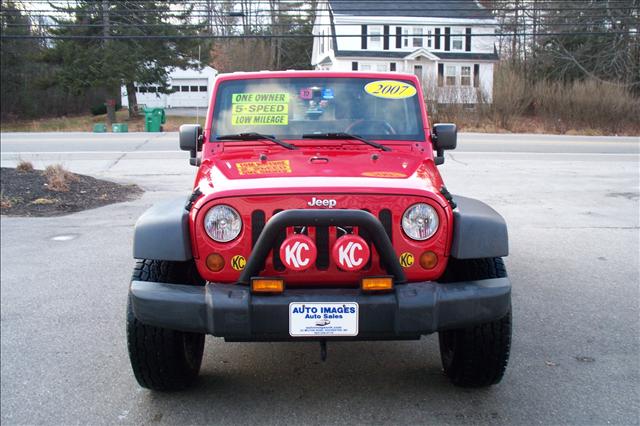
210, 77, 425, 142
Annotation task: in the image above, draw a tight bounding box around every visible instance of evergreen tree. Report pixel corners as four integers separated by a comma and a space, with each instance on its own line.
48, 1, 207, 122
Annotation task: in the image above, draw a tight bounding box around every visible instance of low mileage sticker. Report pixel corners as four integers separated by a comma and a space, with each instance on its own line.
231, 92, 290, 125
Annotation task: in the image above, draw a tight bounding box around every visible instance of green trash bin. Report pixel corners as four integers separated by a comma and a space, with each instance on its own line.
143, 107, 166, 132
112, 123, 128, 133
93, 123, 107, 133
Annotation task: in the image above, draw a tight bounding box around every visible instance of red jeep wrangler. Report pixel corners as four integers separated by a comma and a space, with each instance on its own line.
127, 71, 511, 390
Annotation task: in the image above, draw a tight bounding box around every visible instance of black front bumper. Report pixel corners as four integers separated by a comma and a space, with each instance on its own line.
129, 278, 511, 341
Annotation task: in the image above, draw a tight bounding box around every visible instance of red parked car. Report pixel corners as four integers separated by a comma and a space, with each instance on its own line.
127, 71, 511, 390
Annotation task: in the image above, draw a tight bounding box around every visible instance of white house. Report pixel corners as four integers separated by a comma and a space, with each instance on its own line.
121, 65, 217, 109
311, 0, 499, 103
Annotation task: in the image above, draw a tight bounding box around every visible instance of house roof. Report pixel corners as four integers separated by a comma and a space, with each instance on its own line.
328, 0, 494, 20
317, 56, 334, 65
335, 50, 499, 61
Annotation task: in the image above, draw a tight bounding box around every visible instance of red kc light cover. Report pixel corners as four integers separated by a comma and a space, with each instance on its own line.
332, 234, 370, 271
279, 234, 317, 271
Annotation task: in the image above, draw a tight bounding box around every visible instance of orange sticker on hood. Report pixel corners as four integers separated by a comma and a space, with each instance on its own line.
362, 171, 407, 178
236, 159, 292, 175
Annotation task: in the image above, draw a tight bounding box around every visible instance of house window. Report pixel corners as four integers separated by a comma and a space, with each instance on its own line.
360, 64, 372, 71
412, 27, 423, 48
139, 87, 147, 93
352, 61, 358, 71
445, 66, 457, 86
452, 29, 464, 51
376, 63, 387, 72
369, 26, 382, 49
461, 66, 472, 86
427, 30, 432, 48
402, 28, 409, 47
181, 85, 189, 92
390, 62, 397, 72
148, 86, 157, 93
199, 86, 208, 92
190, 86, 198, 92
171, 86, 180, 92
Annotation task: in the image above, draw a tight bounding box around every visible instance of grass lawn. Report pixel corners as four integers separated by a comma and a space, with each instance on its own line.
0, 109, 205, 132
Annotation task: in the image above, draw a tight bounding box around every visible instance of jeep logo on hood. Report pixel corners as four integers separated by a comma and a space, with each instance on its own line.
308, 197, 337, 208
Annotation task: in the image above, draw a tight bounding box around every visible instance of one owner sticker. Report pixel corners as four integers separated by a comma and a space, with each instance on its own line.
364, 80, 417, 99
231, 92, 290, 125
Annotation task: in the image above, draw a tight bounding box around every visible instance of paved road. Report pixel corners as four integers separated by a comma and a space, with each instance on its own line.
1, 132, 639, 425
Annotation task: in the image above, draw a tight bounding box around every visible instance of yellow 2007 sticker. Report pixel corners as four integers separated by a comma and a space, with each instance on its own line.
364, 80, 417, 99
235, 159, 292, 175
231, 92, 289, 126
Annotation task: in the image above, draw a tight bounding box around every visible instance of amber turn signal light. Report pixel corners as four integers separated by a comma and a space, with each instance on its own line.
206, 253, 225, 272
251, 278, 285, 293
361, 276, 394, 292
419, 251, 438, 269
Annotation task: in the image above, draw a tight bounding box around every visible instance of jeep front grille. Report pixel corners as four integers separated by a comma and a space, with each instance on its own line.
249, 208, 393, 273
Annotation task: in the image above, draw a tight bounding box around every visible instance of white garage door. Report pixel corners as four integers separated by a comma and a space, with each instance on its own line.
167, 78, 209, 108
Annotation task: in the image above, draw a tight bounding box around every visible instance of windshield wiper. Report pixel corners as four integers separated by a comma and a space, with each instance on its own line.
301, 132, 391, 152
216, 132, 297, 150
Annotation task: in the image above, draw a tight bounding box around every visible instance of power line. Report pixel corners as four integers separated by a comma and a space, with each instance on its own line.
2, 5, 639, 14
4, 20, 635, 28
1, 31, 633, 40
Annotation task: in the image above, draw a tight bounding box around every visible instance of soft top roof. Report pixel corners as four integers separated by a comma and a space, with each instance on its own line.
215, 70, 420, 83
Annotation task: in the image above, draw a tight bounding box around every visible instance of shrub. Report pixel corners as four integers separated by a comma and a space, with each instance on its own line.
90, 102, 123, 116
16, 160, 34, 172
491, 64, 532, 130
533, 79, 640, 134
422, 78, 491, 129
43, 164, 78, 192
0, 193, 12, 209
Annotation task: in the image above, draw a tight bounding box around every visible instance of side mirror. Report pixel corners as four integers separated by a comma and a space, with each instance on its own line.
432, 123, 457, 165
179, 124, 203, 166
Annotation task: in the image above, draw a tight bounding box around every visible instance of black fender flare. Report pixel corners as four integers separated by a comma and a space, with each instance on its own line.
132, 196, 192, 261
450, 195, 509, 259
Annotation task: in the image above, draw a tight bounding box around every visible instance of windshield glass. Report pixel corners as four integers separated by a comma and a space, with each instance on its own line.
211, 77, 424, 141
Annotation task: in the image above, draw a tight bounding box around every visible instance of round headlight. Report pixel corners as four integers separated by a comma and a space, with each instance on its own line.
402, 203, 439, 241
204, 205, 242, 242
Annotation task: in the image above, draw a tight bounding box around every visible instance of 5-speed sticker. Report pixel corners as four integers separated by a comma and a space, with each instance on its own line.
399, 252, 414, 268
231, 255, 246, 271
364, 80, 417, 99
231, 92, 289, 125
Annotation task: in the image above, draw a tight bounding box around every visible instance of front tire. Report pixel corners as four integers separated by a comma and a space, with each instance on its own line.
126, 259, 205, 391
438, 257, 512, 387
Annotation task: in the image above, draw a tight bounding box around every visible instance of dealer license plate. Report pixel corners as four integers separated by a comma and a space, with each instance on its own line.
289, 302, 359, 337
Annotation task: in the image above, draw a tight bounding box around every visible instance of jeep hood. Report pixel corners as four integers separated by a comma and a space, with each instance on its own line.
198, 148, 445, 197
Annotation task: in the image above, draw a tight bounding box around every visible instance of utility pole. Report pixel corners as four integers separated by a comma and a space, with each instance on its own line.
102, 0, 116, 125
512, 0, 519, 66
